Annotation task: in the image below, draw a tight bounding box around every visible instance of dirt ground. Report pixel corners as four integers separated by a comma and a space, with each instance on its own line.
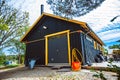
0, 65, 118, 80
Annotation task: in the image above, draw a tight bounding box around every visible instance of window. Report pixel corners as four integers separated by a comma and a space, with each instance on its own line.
86, 35, 93, 43
94, 41, 97, 49
97, 44, 101, 50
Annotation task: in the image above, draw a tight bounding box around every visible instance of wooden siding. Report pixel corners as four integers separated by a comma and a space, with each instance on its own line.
25, 40, 45, 65
26, 16, 85, 41
21, 13, 104, 45
22, 14, 104, 66
24, 17, 85, 65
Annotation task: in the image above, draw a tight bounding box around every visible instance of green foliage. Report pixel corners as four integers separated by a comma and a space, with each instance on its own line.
0, 24, 9, 31
109, 44, 120, 49
93, 70, 107, 80
7, 39, 26, 64
0, 18, 9, 31
107, 59, 120, 80
104, 48, 108, 55
5, 64, 19, 68
46, 0, 105, 19
0, 64, 19, 69
92, 58, 120, 80
21, 54, 25, 64
0, 0, 29, 53
0, 0, 28, 66
0, 54, 24, 66
0, 53, 6, 66
8, 39, 26, 53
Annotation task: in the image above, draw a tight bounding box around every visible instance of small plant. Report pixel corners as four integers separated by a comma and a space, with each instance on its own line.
93, 70, 107, 80
107, 58, 120, 80
92, 58, 120, 80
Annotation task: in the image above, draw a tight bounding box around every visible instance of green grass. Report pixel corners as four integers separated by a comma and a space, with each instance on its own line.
0, 64, 19, 69
5, 64, 19, 68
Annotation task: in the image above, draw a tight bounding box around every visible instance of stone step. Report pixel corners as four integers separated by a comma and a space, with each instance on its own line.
49, 63, 71, 70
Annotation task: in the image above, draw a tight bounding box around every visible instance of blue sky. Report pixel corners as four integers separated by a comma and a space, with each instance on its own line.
12, 0, 120, 47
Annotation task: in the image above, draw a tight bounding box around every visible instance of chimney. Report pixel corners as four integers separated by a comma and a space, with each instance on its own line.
41, 4, 44, 15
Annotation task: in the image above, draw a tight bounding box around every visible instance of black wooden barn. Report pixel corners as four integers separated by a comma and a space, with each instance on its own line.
20, 13, 104, 66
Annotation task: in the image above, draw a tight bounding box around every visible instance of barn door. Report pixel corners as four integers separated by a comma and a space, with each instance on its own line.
45, 30, 71, 65
48, 34, 68, 63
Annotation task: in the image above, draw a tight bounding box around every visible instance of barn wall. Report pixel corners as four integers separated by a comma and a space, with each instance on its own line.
70, 32, 99, 65
24, 16, 101, 66
25, 40, 45, 66
70, 32, 83, 63
24, 17, 86, 65
80, 33, 101, 64
26, 17, 85, 41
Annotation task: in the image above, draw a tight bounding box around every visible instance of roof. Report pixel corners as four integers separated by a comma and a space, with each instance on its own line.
20, 13, 104, 45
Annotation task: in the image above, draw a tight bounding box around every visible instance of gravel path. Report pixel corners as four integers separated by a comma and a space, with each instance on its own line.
0, 66, 118, 80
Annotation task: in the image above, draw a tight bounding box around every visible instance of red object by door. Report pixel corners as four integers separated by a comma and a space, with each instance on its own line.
72, 61, 81, 71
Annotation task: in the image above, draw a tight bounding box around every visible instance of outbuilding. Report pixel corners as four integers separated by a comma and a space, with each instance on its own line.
20, 13, 104, 66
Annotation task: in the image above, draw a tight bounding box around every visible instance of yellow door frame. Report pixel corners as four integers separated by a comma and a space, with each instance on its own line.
45, 30, 71, 65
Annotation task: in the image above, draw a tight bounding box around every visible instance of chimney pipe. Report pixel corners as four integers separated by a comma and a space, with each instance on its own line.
41, 4, 44, 15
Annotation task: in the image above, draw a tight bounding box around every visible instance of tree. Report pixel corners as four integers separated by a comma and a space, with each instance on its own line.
46, 0, 105, 19
104, 48, 108, 55
109, 44, 120, 50
0, 0, 29, 52
0, 52, 6, 66
7, 39, 26, 64
117, 40, 120, 42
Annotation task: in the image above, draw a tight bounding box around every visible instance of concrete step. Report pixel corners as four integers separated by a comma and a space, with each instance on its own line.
48, 63, 70, 70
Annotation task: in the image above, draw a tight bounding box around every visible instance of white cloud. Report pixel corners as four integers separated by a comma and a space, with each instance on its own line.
27, 0, 52, 25
13, 0, 52, 25
98, 29, 120, 41
74, 0, 120, 45
75, 0, 120, 29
